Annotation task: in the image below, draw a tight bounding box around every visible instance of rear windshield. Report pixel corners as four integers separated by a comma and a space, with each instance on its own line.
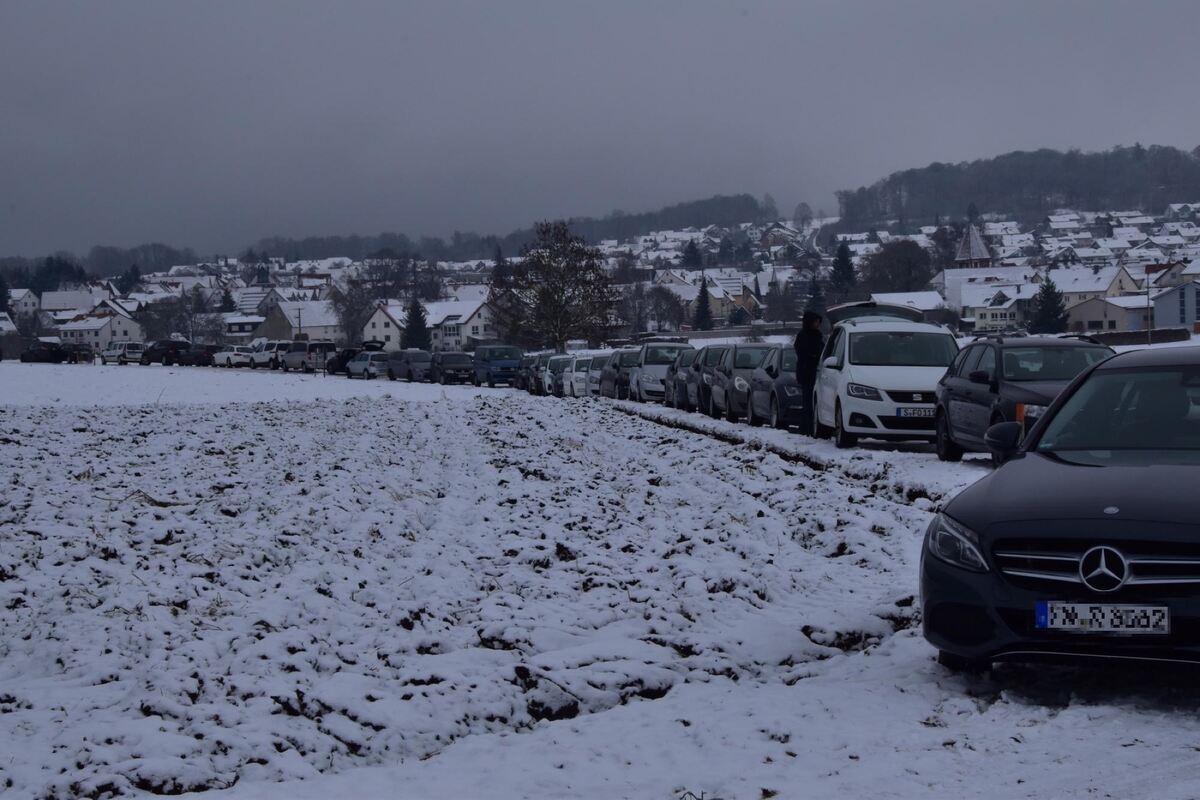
370, 353, 389, 361
126, 344, 144, 352
735, 347, 771, 369
703, 348, 726, 366
1002, 346, 1110, 382
848, 332, 957, 367
619, 351, 640, 366
643, 345, 685, 365
409, 352, 432, 362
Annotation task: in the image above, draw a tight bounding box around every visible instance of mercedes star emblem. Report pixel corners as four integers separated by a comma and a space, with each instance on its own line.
1079, 546, 1128, 593
1103, 506, 1120, 515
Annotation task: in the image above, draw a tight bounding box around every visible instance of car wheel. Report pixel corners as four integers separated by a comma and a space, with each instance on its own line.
770, 396, 787, 429
250, 360, 257, 370
746, 396, 761, 426
935, 412, 964, 462
488, 378, 495, 388
708, 393, 720, 419
271, 358, 279, 370
302, 361, 311, 374
834, 402, 858, 449
100, 357, 107, 365
282, 362, 289, 372
937, 650, 989, 674
726, 394, 739, 423
813, 392, 832, 439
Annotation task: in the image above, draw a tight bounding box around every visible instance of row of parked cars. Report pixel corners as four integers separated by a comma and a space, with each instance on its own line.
509, 303, 1115, 463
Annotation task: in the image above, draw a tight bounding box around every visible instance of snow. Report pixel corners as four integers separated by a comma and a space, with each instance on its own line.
2, 361, 1198, 799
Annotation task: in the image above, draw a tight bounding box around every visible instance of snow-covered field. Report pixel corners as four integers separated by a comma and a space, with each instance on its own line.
2, 363, 1199, 799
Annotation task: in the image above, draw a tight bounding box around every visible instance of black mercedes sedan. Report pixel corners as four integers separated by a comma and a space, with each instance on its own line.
934, 335, 1112, 462
922, 345, 1200, 671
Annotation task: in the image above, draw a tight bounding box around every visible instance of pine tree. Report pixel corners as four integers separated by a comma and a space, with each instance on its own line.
402, 295, 431, 350
681, 240, 703, 269
830, 240, 856, 300
219, 289, 236, 312
0, 272, 9, 315
693, 277, 713, 330
1028, 278, 1068, 334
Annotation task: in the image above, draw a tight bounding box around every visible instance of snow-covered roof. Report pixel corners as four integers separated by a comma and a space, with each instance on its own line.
276, 300, 339, 329
869, 291, 946, 311
422, 300, 486, 327
955, 225, 991, 263
1046, 266, 1124, 293
1103, 294, 1152, 309
40, 289, 108, 312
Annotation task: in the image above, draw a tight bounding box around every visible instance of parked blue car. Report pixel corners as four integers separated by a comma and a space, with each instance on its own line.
473, 345, 523, 386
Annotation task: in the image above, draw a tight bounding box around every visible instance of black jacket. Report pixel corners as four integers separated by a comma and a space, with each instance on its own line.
794, 328, 825, 383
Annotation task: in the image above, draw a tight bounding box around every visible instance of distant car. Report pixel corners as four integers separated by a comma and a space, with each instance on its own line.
19, 341, 69, 364
139, 339, 191, 366
473, 345, 523, 387
934, 336, 1113, 462
527, 353, 554, 395
432, 351, 474, 384
565, 355, 593, 397
346, 351, 389, 379
249, 340, 291, 370
63, 343, 95, 364
387, 349, 433, 382
709, 343, 773, 421
747, 345, 805, 428
599, 348, 639, 399
215, 345, 254, 367
813, 317, 959, 448
629, 342, 693, 403
281, 340, 336, 373
665, 349, 700, 410
544, 354, 572, 395
325, 348, 360, 375
587, 353, 610, 397
515, 355, 538, 391
686, 345, 730, 413
100, 341, 144, 365
176, 344, 218, 366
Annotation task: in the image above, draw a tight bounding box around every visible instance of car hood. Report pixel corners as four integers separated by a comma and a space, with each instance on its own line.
997, 379, 1070, 405
947, 452, 1200, 527
845, 364, 948, 390
642, 364, 671, 379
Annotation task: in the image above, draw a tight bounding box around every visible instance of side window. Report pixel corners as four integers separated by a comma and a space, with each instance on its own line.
832, 331, 847, 365
976, 346, 997, 379
823, 328, 842, 363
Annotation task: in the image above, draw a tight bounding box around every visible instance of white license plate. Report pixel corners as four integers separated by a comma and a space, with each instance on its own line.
1035, 601, 1169, 634
897, 407, 935, 418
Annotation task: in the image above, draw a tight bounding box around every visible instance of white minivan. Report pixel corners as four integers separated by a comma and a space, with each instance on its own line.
100, 341, 144, 365
813, 310, 958, 448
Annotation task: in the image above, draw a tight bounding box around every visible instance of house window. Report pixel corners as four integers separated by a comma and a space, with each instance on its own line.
1087, 320, 1103, 330
384, 321, 390, 328
471, 325, 479, 335
371, 322, 376, 328
1108, 320, 1117, 329
385, 335, 391, 342
1180, 290, 1187, 324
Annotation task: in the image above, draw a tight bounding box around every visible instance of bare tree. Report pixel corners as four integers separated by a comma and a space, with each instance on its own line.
618, 282, 649, 335
488, 221, 611, 350
647, 285, 685, 331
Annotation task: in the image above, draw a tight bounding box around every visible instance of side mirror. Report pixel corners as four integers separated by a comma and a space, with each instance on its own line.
823, 356, 840, 369
968, 370, 992, 386
765, 365, 777, 377
984, 421, 1024, 464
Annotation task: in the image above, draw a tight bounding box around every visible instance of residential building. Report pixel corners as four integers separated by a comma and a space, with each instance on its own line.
1152, 281, 1200, 331
1045, 266, 1139, 308
256, 301, 342, 342
58, 308, 145, 349
1067, 295, 1152, 332
8, 288, 39, 317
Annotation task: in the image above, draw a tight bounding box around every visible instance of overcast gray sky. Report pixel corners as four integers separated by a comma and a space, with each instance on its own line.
2, 0, 1198, 256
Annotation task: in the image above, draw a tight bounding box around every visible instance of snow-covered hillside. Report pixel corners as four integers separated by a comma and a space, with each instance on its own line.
2, 364, 1198, 799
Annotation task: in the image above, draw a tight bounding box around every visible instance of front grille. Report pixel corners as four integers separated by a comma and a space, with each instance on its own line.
885, 390, 936, 404
878, 416, 936, 431
994, 539, 1200, 588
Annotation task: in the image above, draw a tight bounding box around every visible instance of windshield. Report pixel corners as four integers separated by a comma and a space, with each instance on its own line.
591, 355, 610, 370
127, 344, 144, 352
1037, 367, 1200, 455
1002, 346, 1110, 381
481, 346, 521, 361
703, 348, 726, 366
848, 332, 957, 367
549, 357, 570, 372
409, 352, 432, 362
735, 347, 771, 369
619, 351, 639, 366
780, 350, 797, 372
643, 345, 685, 365
573, 358, 591, 370
444, 354, 471, 364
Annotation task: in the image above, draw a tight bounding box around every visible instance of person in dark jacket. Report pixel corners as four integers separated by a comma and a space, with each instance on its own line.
794, 310, 825, 433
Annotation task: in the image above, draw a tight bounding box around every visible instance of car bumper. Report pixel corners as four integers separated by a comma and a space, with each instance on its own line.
639, 382, 665, 399
840, 395, 936, 437
921, 549, 1200, 664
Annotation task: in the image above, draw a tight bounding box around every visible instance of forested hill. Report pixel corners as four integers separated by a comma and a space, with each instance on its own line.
254, 193, 772, 263
836, 145, 1200, 228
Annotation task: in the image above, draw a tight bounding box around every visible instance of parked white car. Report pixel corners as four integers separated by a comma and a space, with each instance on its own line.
214, 345, 254, 368
249, 340, 290, 369
100, 341, 144, 365
564, 355, 592, 397
813, 317, 959, 448
346, 351, 388, 379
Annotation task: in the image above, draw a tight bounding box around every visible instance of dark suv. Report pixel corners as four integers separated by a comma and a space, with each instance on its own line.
140, 339, 191, 366
934, 336, 1112, 462
432, 351, 474, 384
922, 346, 1200, 671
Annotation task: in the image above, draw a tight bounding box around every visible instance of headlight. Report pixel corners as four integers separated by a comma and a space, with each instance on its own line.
847, 383, 882, 401
926, 513, 988, 572
783, 386, 801, 397
734, 377, 750, 392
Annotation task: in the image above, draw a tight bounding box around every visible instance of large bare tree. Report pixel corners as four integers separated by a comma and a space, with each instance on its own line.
488, 221, 611, 350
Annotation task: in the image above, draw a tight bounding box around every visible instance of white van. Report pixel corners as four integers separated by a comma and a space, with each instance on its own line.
100, 341, 144, 365
813, 314, 958, 448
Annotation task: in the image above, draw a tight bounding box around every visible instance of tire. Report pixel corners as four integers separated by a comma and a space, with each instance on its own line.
388, 370, 396, 381
709, 393, 720, 419
770, 396, 786, 430
813, 391, 833, 439
302, 361, 311, 374
440, 374, 447, 385
101, 357, 107, 365
937, 650, 989, 674
282, 362, 290, 372
407, 370, 414, 382
746, 396, 761, 427
225, 359, 232, 368
250, 360, 257, 370
271, 359, 279, 370
936, 412, 964, 462
726, 394, 739, 423
834, 402, 858, 449
488, 378, 495, 388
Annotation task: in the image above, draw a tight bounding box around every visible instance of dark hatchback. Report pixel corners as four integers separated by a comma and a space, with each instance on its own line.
665, 349, 700, 410
747, 346, 805, 428
140, 339, 191, 365
176, 344, 220, 366
710, 343, 772, 421
686, 345, 730, 413
19, 341, 69, 363
922, 346, 1200, 670
432, 351, 474, 384
935, 336, 1112, 462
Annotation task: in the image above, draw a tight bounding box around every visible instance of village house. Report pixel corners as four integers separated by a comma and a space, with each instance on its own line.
960, 284, 1039, 332
8, 288, 40, 317
1152, 281, 1200, 332
256, 300, 342, 342
58, 306, 145, 349
1067, 295, 1152, 333
1045, 265, 1139, 307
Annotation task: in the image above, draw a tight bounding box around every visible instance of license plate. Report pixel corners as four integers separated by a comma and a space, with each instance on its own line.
1035, 601, 1169, 634
897, 407, 935, 418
